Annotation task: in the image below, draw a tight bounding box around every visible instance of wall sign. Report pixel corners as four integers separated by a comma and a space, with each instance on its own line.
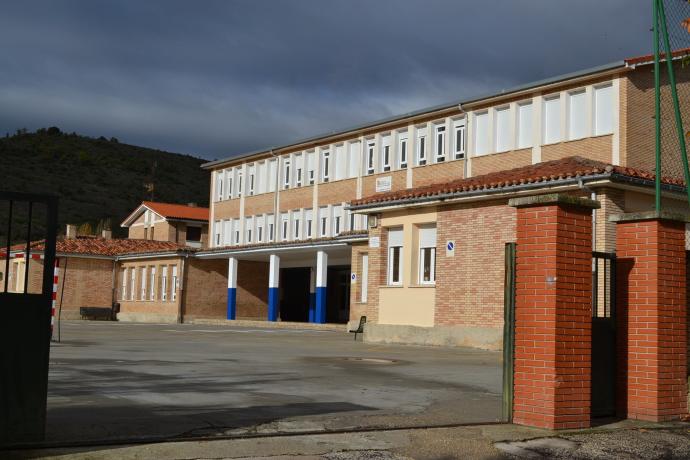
375, 176, 392, 192
446, 240, 455, 257
369, 236, 380, 248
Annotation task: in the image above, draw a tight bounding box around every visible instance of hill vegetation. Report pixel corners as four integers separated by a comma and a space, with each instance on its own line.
0, 127, 210, 243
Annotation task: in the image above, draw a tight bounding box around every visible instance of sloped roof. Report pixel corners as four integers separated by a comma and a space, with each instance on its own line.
1, 237, 189, 258
349, 156, 684, 209
121, 201, 209, 227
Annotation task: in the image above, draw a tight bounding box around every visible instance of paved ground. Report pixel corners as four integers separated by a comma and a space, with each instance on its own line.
42, 321, 502, 444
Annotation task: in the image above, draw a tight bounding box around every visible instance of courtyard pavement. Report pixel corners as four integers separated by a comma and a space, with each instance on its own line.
41, 321, 503, 445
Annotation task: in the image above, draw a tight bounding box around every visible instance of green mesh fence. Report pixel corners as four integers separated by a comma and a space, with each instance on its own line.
656, 0, 690, 209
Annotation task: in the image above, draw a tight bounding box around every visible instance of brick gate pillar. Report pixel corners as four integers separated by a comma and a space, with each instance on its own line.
509, 194, 600, 430
611, 211, 688, 421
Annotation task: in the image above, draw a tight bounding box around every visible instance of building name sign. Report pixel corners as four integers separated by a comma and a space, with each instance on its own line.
375, 176, 392, 193
369, 236, 380, 248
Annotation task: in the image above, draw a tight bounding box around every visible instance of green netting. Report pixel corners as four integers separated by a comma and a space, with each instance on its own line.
657, 0, 690, 209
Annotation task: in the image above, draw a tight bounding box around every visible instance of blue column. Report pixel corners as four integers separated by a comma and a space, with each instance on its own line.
308, 266, 316, 322
226, 257, 238, 320
315, 251, 328, 324
268, 254, 280, 321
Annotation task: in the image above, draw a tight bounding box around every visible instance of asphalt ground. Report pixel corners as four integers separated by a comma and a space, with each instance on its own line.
41, 321, 503, 445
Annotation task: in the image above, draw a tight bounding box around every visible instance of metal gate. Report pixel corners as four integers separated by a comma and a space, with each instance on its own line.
0, 192, 58, 445
591, 251, 617, 418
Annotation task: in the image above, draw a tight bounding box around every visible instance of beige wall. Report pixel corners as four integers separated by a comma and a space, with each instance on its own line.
117, 257, 182, 323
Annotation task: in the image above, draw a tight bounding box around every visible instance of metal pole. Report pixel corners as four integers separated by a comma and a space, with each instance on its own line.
654, 0, 662, 211
657, 0, 690, 206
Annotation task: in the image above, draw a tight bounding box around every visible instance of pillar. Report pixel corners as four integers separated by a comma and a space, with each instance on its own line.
612, 211, 688, 421
308, 266, 316, 323
226, 257, 238, 320
268, 254, 280, 322
315, 251, 328, 324
509, 194, 599, 430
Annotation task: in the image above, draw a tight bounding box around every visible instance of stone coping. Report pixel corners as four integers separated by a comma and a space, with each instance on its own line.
609, 210, 690, 223
508, 193, 601, 209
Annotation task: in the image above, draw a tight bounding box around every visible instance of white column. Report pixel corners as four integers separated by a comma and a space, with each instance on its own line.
315, 250, 328, 323
226, 257, 238, 320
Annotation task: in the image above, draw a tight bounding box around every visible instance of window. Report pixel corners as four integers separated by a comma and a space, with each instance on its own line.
140, 267, 147, 300
171, 266, 178, 302
417, 132, 427, 165
305, 209, 313, 238
367, 141, 375, 174
307, 151, 316, 184
335, 145, 347, 180
130, 267, 136, 301
382, 144, 391, 171
294, 216, 300, 240
295, 154, 304, 187
246, 217, 254, 243
387, 228, 403, 286
594, 84, 613, 135
349, 211, 356, 231
233, 219, 240, 244
237, 171, 243, 197
474, 111, 489, 155
348, 142, 360, 178
543, 95, 561, 144
399, 136, 408, 168
517, 102, 533, 149
257, 161, 267, 194
435, 125, 446, 161
268, 159, 278, 192
454, 121, 465, 159
361, 254, 369, 303
320, 207, 329, 237
186, 226, 201, 243
568, 90, 587, 140
214, 220, 221, 246
161, 266, 168, 302
226, 172, 234, 199
281, 213, 289, 241
321, 151, 330, 182
268, 221, 275, 242
121, 268, 127, 300
248, 168, 255, 195
216, 173, 223, 201
332, 205, 342, 235
495, 106, 511, 152
418, 226, 437, 285
149, 267, 156, 300
283, 159, 291, 189
257, 216, 264, 243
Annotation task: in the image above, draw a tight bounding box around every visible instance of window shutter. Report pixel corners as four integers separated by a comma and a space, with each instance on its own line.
419, 226, 436, 248
388, 228, 403, 247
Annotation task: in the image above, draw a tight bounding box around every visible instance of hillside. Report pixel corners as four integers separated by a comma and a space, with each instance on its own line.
0, 128, 210, 242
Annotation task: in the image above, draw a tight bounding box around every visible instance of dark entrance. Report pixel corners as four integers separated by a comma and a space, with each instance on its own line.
1, 192, 58, 445
280, 267, 310, 322
591, 251, 617, 418
326, 265, 351, 324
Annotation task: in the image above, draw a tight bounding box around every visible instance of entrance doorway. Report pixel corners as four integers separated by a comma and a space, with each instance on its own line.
279, 267, 310, 322
326, 265, 350, 324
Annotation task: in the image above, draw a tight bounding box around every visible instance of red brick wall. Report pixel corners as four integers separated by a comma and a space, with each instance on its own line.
435, 201, 516, 328
615, 218, 688, 421
513, 202, 593, 429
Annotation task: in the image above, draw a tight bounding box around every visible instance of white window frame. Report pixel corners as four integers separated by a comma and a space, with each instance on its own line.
321, 150, 330, 182
387, 228, 403, 286
418, 225, 437, 285
516, 102, 533, 149
293, 216, 300, 240
216, 173, 224, 201
399, 135, 408, 168
237, 171, 243, 197
543, 95, 561, 145
454, 120, 466, 159
367, 141, 375, 174
226, 171, 234, 199
171, 266, 178, 302
283, 159, 291, 189
417, 132, 427, 165
248, 167, 256, 195
594, 83, 614, 135
320, 208, 329, 237
281, 214, 289, 241
149, 266, 156, 301
568, 89, 587, 140
129, 267, 136, 301
382, 144, 391, 171
140, 266, 147, 300
474, 111, 490, 155
435, 124, 446, 162
161, 266, 168, 302
494, 106, 512, 153
121, 268, 128, 301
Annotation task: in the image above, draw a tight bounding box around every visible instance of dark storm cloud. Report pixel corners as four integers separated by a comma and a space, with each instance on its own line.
0, 0, 650, 159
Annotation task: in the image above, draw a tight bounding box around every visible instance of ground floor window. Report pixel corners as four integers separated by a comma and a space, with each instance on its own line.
387, 227, 403, 286
418, 225, 437, 285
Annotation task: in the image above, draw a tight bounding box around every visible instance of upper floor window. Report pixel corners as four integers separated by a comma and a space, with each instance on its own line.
283, 159, 291, 189
594, 84, 614, 135
517, 102, 533, 149
248, 169, 256, 195
268, 159, 278, 192
418, 225, 437, 285
293, 215, 301, 240
256, 216, 264, 243
246, 217, 254, 243
454, 121, 465, 159
321, 151, 330, 182
382, 144, 391, 171
333, 205, 342, 235
568, 90, 587, 140
214, 220, 222, 246
474, 111, 489, 155
237, 172, 243, 197
417, 131, 427, 165
216, 174, 224, 201
367, 141, 375, 175
387, 227, 403, 286
281, 213, 289, 241
435, 125, 446, 162
233, 219, 240, 245
319, 207, 329, 237
307, 151, 316, 185
226, 173, 234, 200
495, 106, 511, 152
399, 135, 408, 168
305, 209, 313, 238
543, 95, 561, 144
267, 214, 275, 242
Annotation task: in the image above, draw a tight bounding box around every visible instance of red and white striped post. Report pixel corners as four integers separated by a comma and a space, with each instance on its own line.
51, 258, 60, 340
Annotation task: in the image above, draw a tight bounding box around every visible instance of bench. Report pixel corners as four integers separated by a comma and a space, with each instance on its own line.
79, 307, 113, 321
350, 315, 366, 341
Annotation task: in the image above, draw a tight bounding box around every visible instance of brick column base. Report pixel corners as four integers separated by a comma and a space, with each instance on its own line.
612, 211, 688, 422
509, 194, 599, 430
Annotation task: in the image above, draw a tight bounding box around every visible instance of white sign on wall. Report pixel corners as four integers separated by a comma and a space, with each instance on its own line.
369, 236, 380, 248
375, 176, 392, 192
446, 240, 455, 257
351, 273, 357, 284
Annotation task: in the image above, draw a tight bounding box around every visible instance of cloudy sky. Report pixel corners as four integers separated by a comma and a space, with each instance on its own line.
0, 0, 651, 160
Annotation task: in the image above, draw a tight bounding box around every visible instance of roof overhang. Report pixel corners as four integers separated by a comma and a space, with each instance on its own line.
120, 203, 162, 228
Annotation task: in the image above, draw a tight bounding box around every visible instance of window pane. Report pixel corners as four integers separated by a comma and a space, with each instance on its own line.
568, 91, 587, 139
392, 247, 400, 283
422, 248, 432, 282
474, 112, 489, 155
517, 103, 532, 149
543, 96, 561, 144
495, 107, 511, 152
595, 84, 613, 135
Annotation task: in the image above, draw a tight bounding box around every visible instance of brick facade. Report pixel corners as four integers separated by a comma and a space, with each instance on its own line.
615, 215, 688, 421
411, 160, 465, 187
511, 196, 596, 430
472, 149, 531, 176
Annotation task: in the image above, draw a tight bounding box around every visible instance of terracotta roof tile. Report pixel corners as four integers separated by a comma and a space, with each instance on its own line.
1, 237, 189, 258
350, 156, 684, 208
625, 47, 690, 66
143, 201, 208, 221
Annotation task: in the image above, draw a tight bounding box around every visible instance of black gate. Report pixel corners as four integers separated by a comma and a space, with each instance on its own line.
591, 251, 617, 418
0, 192, 58, 445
